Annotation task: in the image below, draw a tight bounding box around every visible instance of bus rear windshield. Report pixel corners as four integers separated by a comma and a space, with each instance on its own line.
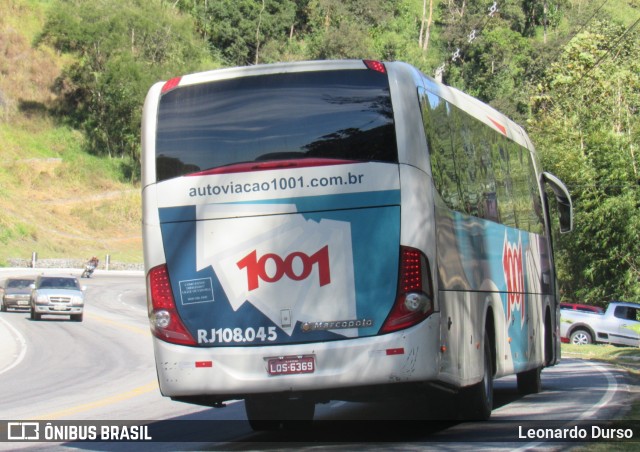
155, 69, 397, 181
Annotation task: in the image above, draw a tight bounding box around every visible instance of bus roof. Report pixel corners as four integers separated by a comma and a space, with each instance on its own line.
411, 65, 533, 150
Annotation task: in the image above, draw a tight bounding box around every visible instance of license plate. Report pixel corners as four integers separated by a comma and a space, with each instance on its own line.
267, 356, 315, 376
53, 305, 67, 311
18, 301, 28, 306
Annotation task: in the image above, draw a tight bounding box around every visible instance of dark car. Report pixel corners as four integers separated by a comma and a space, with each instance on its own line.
1, 277, 35, 312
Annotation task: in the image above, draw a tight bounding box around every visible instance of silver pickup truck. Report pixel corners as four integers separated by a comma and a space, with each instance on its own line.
561, 301, 640, 346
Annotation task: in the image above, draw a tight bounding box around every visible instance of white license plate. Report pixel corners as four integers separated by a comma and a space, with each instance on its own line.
267, 356, 315, 376
17, 301, 29, 306
53, 305, 68, 311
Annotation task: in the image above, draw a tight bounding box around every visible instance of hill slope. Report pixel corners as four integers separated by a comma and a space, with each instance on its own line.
0, 0, 142, 266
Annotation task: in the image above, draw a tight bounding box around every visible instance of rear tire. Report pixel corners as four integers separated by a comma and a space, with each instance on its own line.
460, 332, 493, 420
570, 329, 592, 345
517, 366, 542, 395
245, 397, 315, 431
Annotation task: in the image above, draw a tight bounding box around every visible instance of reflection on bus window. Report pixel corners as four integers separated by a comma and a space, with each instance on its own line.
419, 86, 543, 235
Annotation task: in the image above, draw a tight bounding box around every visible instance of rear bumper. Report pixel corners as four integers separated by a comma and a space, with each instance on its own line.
154, 314, 441, 401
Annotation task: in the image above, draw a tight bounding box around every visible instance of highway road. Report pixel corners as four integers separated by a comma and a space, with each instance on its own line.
0, 269, 637, 450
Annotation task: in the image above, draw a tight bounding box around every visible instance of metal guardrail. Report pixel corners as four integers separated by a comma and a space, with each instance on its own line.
5, 258, 143, 272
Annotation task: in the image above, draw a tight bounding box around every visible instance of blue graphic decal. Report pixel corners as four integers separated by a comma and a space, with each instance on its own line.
159, 190, 401, 346
446, 211, 541, 372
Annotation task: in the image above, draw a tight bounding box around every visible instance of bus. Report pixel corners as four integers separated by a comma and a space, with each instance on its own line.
141, 59, 573, 428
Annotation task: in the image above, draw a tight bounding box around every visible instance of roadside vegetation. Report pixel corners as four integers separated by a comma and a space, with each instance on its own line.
563, 344, 640, 375
0, 0, 638, 305
0, 0, 142, 264
562, 343, 640, 450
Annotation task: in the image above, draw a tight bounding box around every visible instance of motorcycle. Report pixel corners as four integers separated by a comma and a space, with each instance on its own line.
81, 258, 99, 278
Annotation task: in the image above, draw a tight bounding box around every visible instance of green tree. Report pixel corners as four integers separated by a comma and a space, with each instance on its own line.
522, 0, 568, 39
304, 0, 393, 59
436, 0, 570, 120
530, 19, 640, 302
176, 0, 297, 65
39, 0, 210, 179
369, 0, 444, 71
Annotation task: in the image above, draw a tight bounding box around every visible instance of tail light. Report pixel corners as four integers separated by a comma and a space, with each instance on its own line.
147, 264, 196, 345
380, 247, 434, 334
161, 77, 181, 94
364, 60, 386, 73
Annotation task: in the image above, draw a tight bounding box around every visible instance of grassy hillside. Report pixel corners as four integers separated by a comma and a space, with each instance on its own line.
0, 0, 142, 266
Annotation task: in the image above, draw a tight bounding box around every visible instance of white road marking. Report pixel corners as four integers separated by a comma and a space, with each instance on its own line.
0, 315, 28, 376
577, 361, 619, 420
513, 360, 620, 451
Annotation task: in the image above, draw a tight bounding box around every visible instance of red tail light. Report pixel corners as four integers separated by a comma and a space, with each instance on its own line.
147, 264, 197, 345
380, 247, 434, 334
364, 60, 386, 74
161, 77, 181, 94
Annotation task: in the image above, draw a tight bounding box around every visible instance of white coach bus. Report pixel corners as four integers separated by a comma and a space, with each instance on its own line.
141, 60, 572, 428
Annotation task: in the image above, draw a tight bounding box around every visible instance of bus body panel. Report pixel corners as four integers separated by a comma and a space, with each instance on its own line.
386, 62, 431, 173
141, 82, 163, 189
154, 163, 401, 346
154, 315, 441, 398
435, 205, 549, 379
419, 72, 529, 149
142, 184, 165, 269
179, 60, 367, 89
417, 64, 556, 382
397, 164, 439, 311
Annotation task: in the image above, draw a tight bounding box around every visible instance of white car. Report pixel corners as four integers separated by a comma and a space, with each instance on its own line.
30, 275, 86, 322
561, 301, 640, 346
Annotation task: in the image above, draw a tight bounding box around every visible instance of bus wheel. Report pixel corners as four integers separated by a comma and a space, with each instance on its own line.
517, 366, 542, 395
245, 397, 315, 431
461, 333, 493, 420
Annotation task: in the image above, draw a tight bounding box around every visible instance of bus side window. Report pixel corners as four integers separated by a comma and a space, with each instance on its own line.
507, 139, 545, 234
419, 88, 463, 211
457, 108, 482, 217
419, 85, 542, 235
529, 159, 545, 233
449, 106, 469, 214
510, 141, 528, 230
493, 138, 515, 228
478, 131, 499, 223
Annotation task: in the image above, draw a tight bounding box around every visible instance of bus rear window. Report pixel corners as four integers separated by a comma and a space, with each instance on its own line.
155, 69, 397, 181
